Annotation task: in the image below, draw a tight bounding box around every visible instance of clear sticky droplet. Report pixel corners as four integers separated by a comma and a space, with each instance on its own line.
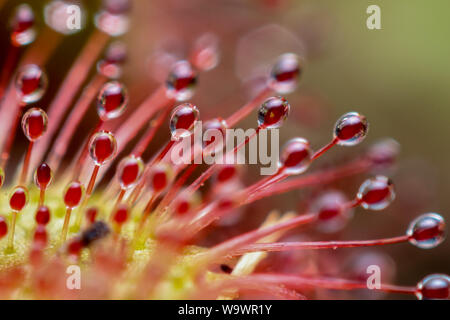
97, 41, 127, 79
97, 81, 128, 121
15, 64, 47, 104
165, 61, 197, 101
9, 186, 29, 212
117, 155, 144, 189
357, 176, 395, 211
279, 137, 312, 175
312, 191, 353, 233
257, 96, 290, 129
10, 4, 36, 46
21, 108, 48, 141
34, 163, 53, 189
150, 164, 174, 193
269, 53, 301, 94
368, 138, 400, 167
407, 213, 446, 249
416, 274, 450, 300
89, 131, 117, 165
169, 103, 200, 140
113, 204, 129, 225
63, 181, 85, 208
333, 112, 368, 146
192, 33, 220, 72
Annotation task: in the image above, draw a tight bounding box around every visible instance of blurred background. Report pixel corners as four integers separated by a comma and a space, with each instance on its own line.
0, 0, 448, 298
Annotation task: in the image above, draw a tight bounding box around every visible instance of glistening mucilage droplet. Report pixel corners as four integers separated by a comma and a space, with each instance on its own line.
15, 65, 47, 104
257, 96, 290, 129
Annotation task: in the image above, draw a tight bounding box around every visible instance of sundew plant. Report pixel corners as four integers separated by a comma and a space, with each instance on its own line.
0, 0, 447, 300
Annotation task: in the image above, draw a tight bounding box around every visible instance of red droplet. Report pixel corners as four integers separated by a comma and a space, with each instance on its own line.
318, 206, 341, 221
120, 158, 140, 187
113, 206, 128, 225
274, 67, 299, 83
91, 132, 116, 164
103, 91, 123, 113
312, 192, 351, 233
68, 238, 83, 256
11, 4, 34, 34
218, 199, 234, 210
421, 276, 449, 299
23, 108, 47, 140
176, 200, 190, 215
361, 182, 391, 205
217, 165, 236, 183
171, 104, 198, 131
271, 54, 301, 84
258, 96, 290, 128
35, 163, 52, 189
35, 206, 50, 225
281, 140, 311, 169
86, 207, 98, 224
64, 181, 84, 208
336, 120, 365, 140
357, 176, 394, 211
18, 66, 42, 95
97, 82, 127, 118
152, 170, 167, 192
334, 113, 368, 145
98, 42, 127, 78
412, 219, 444, 242
166, 61, 197, 94
368, 139, 399, 166
10, 187, 27, 211
0, 216, 8, 238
